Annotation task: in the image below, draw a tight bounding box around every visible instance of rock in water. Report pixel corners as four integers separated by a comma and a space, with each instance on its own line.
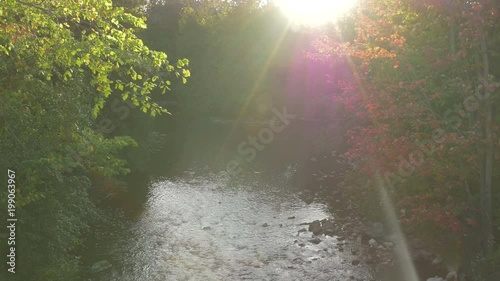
368, 239, 378, 247
308, 237, 322, 244
90, 260, 112, 273
445, 271, 457, 281
309, 220, 322, 235
432, 255, 443, 265
426, 277, 444, 281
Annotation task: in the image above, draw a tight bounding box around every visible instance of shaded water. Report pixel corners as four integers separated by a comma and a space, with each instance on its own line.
85, 170, 373, 281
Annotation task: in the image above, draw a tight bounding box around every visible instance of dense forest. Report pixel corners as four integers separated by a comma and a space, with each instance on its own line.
0, 0, 499, 280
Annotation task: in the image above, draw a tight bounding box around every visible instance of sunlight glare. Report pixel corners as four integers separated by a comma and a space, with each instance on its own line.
275, 0, 357, 27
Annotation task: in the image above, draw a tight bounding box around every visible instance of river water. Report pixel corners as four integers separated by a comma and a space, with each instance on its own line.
85, 170, 373, 281
83, 119, 375, 280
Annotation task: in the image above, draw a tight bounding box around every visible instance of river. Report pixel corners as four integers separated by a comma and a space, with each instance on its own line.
82, 118, 375, 280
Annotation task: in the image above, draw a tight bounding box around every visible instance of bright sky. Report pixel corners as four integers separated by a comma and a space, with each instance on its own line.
274, 0, 357, 26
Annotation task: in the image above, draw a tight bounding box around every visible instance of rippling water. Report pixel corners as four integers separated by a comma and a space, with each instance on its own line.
86, 171, 372, 281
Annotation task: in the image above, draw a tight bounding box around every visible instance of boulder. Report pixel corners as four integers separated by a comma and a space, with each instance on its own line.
309, 220, 322, 235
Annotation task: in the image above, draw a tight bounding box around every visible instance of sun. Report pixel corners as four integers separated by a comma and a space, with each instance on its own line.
275, 0, 357, 27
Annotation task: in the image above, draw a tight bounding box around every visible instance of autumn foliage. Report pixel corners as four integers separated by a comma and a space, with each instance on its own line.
312, 0, 500, 252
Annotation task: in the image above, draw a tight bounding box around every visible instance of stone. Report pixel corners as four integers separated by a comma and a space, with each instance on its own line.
308, 237, 322, 244
309, 220, 322, 235
383, 242, 394, 248
445, 271, 457, 281
288, 216, 296, 219
369, 239, 378, 247
432, 255, 443, 265
426, 277, 444, 281
262, 223, 269, 227
202, 226, 212, 230
90, 260, 112, 273
351, 259, 360, 266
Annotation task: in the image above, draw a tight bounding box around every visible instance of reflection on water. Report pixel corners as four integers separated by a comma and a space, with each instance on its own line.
87, 171, 372, 281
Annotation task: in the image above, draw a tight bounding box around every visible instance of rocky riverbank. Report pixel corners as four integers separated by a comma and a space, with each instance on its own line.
299, 181, 463, 281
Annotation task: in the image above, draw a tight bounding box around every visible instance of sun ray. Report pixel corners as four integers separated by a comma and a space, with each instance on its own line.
216, 20, 292, 170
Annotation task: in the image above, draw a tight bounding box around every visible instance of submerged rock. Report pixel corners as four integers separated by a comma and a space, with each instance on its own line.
90, 260, 112, 273
298, 228, 307, 233
308, 237, 322, 244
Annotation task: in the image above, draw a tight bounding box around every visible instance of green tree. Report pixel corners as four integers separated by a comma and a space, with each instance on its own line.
0, 0, 189, 279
